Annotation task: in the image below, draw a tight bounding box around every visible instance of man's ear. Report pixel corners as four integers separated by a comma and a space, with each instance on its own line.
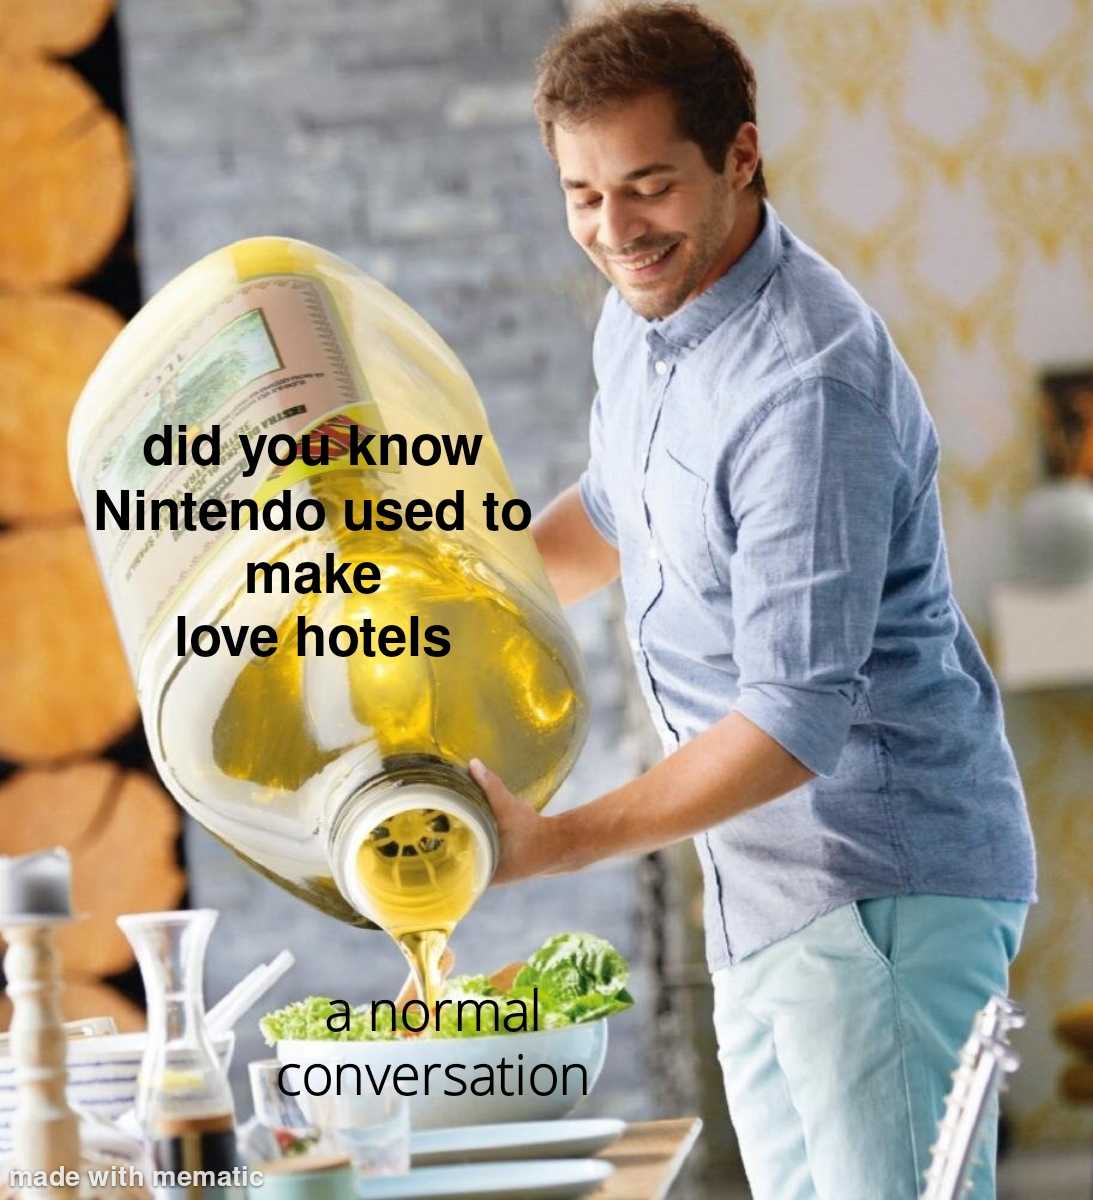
727, 122, 760, 190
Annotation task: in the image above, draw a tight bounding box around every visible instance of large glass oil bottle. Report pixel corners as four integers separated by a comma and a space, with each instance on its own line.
69, 239, 588, 1002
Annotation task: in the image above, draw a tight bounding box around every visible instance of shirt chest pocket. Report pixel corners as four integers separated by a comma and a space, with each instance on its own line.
646, 445, 729, 598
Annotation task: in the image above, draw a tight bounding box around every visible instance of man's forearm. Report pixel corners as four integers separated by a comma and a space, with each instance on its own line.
532, 482, 619, 605
545, 711, 814, 872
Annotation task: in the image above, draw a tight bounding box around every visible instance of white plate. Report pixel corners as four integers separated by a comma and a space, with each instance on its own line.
411, 1119, 626, 1166
354, 1159, 613, 1199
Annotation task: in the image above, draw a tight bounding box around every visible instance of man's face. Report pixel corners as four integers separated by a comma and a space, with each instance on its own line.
555, 90, 754, 320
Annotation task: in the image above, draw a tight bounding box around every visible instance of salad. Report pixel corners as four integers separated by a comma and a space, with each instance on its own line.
259, 932, 633, 1043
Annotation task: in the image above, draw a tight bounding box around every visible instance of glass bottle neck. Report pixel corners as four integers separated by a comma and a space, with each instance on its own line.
328, 754, 498, 925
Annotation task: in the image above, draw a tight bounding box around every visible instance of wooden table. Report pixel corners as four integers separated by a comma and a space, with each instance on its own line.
595, 1118, 703, 1199
258, 1116, 704, 1199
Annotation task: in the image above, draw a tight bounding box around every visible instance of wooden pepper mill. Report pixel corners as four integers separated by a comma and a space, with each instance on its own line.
1, 849, 80, 1199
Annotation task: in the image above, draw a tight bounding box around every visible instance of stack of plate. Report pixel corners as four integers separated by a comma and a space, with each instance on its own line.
257, 1118, 626, 1199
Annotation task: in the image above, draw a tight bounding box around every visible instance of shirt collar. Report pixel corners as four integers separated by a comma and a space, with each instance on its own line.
643, 199, 783, 354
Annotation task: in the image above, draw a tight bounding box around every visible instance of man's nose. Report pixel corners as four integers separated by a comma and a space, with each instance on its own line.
597, 196, 646, 254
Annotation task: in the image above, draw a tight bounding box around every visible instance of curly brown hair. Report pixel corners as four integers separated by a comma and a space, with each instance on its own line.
533, 1, 765, 198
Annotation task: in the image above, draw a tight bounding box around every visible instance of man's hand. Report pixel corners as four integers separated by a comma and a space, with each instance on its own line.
470, 712, 814, 882
469, 758, 568, 883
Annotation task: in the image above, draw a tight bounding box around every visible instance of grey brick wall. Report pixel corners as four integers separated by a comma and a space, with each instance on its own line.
119, 0, 657, 1121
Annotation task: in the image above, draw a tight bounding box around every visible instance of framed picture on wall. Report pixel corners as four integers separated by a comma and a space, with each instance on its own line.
1040, 367, 1093, 479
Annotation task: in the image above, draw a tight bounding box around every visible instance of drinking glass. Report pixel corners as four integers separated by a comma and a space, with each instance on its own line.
337, 1091, 411, 1192
247, 1059, 325, 1158
298, 1086, 410, 1189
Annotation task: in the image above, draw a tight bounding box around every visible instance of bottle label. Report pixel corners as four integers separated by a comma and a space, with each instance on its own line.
252, 398, 396, 505
78, 274, 383, 665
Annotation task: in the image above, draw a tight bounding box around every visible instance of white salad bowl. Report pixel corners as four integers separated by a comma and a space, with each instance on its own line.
276, 1020, 608, 1130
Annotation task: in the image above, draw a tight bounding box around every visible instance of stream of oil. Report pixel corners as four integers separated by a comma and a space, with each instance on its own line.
355, 805, 487, 1015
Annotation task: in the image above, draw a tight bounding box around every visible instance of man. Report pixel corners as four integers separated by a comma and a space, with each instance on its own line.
468, 4, 1036, 1198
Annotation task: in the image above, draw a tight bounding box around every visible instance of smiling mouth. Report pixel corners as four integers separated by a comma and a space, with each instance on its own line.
607, 241, 680, 276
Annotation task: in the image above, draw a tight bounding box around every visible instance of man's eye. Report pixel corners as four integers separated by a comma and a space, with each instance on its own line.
638, 184, 671, 199
574, 196, 601, 211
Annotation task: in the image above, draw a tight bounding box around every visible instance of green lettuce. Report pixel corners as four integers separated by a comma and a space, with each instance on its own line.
259, 997, 394, 1045
432, 975, 503, 1039
259, 932, 633, 1044
512, 932, 632, 1019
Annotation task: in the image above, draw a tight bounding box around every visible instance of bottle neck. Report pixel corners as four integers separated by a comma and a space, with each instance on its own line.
146, 989, 207, 1044
328, 756, 498, 926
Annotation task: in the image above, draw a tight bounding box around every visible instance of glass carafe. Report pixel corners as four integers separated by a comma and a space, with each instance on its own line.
118, 910, 243, 1198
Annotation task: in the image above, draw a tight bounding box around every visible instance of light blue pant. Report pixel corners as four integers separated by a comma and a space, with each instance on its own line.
711, 896, 1027, 1200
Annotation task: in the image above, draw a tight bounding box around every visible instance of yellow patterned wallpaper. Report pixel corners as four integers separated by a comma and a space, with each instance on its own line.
705, 0, 1093, 1145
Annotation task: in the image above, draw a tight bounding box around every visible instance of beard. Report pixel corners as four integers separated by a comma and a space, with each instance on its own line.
590, 179, 734, 320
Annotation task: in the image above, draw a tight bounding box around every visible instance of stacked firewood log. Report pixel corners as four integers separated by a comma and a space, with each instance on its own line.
0, 0, 184, 1035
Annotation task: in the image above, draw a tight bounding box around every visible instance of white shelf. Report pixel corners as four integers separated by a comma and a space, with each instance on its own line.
990, 578, 1093, 690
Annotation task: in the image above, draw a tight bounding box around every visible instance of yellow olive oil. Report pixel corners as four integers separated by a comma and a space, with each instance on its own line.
356, 805, 485, 1009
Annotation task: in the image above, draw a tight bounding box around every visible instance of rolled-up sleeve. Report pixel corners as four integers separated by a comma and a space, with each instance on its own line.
728, 377, 907, 776
578, 388, 618, 546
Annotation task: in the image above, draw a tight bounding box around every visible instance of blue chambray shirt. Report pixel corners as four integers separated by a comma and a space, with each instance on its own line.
579, 202, 1037, 968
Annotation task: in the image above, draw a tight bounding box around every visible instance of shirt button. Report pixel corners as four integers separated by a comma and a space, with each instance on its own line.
654, 359, 668, 376
689, 338, 700, 349
648, 543, 659, 562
